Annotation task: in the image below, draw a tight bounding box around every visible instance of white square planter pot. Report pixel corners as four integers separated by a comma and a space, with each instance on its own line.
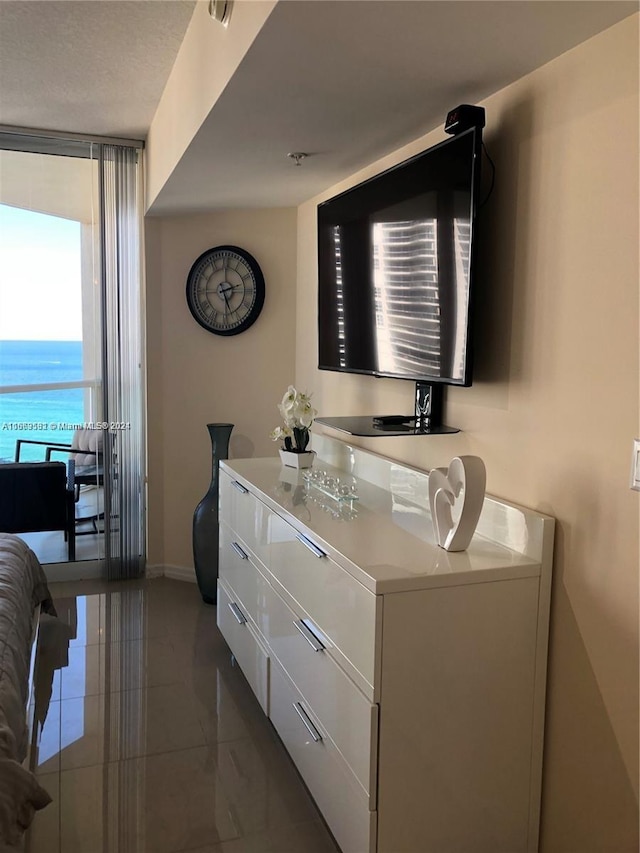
279, 449, 315, 469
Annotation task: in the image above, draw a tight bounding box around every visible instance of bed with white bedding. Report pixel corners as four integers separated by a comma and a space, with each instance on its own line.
0, 534, 55, 849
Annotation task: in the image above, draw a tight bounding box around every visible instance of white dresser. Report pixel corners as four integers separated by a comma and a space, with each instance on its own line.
216, 435, 554, 853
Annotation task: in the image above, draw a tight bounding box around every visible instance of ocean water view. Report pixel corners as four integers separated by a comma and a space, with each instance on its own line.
0, 340, 85, 461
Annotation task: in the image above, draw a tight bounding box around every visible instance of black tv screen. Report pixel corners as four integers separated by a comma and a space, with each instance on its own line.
318, 127, 482, 386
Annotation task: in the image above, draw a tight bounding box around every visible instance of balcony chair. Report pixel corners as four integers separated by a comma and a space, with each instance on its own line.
15, 429, 104, 531
0, 462, 76, 560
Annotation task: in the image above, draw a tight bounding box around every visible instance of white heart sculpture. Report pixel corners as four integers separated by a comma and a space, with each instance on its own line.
428, 456, 486, 552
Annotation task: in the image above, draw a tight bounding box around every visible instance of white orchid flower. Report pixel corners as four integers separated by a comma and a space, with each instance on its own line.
270, 426, 292, 442
271, 386, 316, 450
280, 385, 297, 414
298, 400, 316, 428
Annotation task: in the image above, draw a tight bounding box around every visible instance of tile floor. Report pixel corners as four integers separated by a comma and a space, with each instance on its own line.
25, 577, 340, 853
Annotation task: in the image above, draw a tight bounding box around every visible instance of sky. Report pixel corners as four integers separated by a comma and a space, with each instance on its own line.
0, 204, 83, 341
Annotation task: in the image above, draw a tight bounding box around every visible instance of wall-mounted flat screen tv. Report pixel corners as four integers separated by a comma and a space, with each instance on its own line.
318, 126, 482, 386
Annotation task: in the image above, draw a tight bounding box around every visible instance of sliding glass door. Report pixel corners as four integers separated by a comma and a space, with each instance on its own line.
0, 130, 145, 578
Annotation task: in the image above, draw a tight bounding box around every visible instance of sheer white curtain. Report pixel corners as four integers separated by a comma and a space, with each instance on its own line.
100, 144, 145, 580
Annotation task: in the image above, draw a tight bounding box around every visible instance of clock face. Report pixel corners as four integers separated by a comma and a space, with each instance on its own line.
185, 245, 265, 336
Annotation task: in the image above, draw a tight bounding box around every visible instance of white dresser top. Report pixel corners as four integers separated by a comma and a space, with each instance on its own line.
221, 439, 553, 595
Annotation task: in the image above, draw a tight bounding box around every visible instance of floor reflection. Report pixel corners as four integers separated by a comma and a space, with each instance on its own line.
25, 578, 339, 853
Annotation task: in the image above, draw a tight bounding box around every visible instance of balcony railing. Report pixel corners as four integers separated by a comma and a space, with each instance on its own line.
0, 380, 102, 462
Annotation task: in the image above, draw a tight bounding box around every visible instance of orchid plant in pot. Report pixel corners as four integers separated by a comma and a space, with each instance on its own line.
271, 385, 317, 468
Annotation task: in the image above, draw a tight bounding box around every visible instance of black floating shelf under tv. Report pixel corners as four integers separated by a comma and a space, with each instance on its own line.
315, 416, 459, 437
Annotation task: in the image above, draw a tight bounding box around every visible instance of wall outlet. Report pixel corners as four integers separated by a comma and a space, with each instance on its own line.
631, 439, 640, 491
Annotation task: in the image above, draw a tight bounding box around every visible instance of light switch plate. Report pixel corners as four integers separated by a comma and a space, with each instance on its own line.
631, 439, 640, 491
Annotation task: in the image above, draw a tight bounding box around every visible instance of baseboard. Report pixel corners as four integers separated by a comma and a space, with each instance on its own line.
161, 564, 197, 583
145, 564, 164, 579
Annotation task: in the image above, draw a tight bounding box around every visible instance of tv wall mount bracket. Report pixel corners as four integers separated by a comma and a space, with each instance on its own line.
315, 382, 460, 437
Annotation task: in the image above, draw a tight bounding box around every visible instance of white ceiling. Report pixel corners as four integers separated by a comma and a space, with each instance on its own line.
0, 0, 637, 214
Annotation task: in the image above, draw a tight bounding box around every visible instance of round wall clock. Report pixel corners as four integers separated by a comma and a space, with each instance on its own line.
186, 245, 265, 336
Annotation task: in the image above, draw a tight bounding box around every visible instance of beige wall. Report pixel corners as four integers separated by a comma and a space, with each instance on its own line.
146, 0, 276, 209
297, 16, 639, 852
145, 207, 297, 572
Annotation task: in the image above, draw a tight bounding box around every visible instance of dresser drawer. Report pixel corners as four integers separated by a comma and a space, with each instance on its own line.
217, 580, 269, 714
265, 509, 379, 692
264, 577, 378, 802
220, 522, 285, 648
219, 521, 263, 628
269, 657, 376, 853
219, 469, 263, 556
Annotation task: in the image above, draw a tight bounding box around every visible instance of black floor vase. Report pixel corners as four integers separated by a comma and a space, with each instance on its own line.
193, 423, 233, 604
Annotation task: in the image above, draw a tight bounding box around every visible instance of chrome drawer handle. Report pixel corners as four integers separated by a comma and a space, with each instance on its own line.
295, 533, 326, 559
231, 480, 248, 494
228, 601, 247, 625
230, 541, 248, 560
292, 702, 323, 743
293, 619, 325, 652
